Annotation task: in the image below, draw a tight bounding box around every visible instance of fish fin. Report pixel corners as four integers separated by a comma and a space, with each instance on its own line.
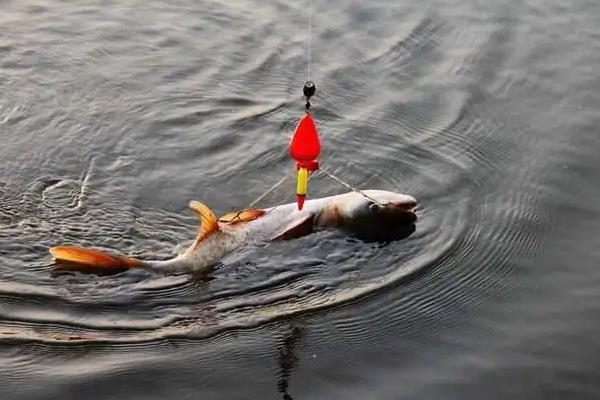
189, 200, 220, 248
49, 245, 143, 272
219, 208, 266, 225
272, 214, 315, 240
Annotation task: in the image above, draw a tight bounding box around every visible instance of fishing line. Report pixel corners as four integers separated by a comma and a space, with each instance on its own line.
307, 0, 312, 82
319, 167, 387, 207
248, 173, 290, 208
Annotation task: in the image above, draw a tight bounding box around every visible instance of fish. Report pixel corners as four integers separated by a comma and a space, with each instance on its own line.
49, 190, 417, 274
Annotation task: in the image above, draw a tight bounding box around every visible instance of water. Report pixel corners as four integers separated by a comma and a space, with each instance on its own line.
1, 0, 600, 399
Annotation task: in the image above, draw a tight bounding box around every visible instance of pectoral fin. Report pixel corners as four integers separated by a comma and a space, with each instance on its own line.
272, 214, 315, 240
189, 201, 220, 249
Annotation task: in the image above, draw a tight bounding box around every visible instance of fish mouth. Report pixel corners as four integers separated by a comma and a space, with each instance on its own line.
345, 198, 418, 242
386, 199, 418, 214
366, 198, 418, 226
381, 199, 418, 226
351, 199, 418, 242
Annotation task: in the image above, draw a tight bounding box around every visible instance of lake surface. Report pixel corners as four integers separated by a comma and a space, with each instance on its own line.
1, 0, 600, 399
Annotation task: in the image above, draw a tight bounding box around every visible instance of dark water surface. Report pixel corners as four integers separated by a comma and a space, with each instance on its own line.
1, 0, 600, 399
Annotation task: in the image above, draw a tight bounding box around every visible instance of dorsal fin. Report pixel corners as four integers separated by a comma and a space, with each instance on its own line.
219, 208, 266, 225
189, 200, 219, 249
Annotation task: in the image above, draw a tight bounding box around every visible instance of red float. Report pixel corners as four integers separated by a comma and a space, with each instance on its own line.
289, 112, 321, 210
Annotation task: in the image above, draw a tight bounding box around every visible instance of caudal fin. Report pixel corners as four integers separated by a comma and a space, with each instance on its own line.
49, 245, 144, 272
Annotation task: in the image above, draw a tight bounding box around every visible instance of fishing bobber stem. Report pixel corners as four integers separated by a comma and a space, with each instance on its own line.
295, 160, 319, 210
296, 166, 308, 210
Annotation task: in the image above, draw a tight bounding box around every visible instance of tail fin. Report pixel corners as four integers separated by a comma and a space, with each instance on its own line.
49, 245, 144, 272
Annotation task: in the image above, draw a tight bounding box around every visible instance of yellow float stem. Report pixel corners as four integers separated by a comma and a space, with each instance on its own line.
297, 167, 309, 196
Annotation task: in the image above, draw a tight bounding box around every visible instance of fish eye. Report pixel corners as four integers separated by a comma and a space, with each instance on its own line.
368, 202, 382, 213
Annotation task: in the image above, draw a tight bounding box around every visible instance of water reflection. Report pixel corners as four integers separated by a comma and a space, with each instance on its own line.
276, 324, 304, 400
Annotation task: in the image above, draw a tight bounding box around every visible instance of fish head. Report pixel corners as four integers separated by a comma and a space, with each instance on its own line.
327, 190, 417, 241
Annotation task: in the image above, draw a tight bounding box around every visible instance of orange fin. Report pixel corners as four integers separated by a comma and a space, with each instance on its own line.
272, 214, 314, 240
219, 208, 266, 225
189, 200, 220, 249
49, 245, 143, 271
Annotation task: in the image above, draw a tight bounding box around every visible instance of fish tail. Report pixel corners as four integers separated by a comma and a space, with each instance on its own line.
49, 245, 145, 272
